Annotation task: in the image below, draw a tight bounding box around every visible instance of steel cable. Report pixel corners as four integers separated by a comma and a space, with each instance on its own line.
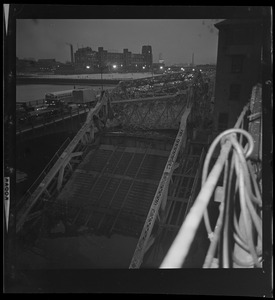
230, 137, 261, 267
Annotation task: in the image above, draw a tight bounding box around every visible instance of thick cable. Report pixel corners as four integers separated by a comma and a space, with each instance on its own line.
244, 191, 262, 240
222, 158, 231, 268
233, 254, 255, 268
231, 137, 261, 267
203, 201, 225, 268
160, 142, 232, 268
201, 128, 254, 238
231, 137, 262, 239
233, 211, 247, 244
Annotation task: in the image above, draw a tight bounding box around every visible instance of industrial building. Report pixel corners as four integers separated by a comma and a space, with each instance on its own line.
74, 47, 97, 70
74, 45, 153, 73
16, 45, 154, 74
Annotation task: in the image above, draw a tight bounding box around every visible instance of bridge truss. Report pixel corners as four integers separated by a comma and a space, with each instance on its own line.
13, 70, 212, 267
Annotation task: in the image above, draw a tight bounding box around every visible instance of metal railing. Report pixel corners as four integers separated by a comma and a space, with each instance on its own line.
17, 98, 46, 107
16, 94, 109, 233
129, 106, 191, 268
160, 87, 263, 268
16, 137, 71, 211
183, 147, 206, 220
16, 106, 91, 135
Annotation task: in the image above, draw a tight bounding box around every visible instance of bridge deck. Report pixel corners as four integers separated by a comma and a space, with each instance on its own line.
54, 144, 170, 237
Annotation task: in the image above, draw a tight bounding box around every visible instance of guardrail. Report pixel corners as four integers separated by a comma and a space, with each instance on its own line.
129, 106, 191, 268
160, 86, 262, 268
16, 137, 71, 211
17, 98, 46, 107
183, 147, 206, 220
16, 94, 110, 233
16, 106, 91, 135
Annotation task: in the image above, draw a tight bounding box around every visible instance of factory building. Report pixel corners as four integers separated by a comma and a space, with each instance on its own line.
74, 47, 98, 71
74, 45, 153, 72
142, 45, 153, 69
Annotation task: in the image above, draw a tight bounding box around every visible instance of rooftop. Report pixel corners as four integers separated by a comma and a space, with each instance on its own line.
214, 18, 263, 29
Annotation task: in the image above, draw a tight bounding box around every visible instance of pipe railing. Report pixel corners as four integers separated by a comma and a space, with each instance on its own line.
160, 86, 262, 268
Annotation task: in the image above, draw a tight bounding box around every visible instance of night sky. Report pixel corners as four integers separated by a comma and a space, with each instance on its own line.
16, 18, 222, 66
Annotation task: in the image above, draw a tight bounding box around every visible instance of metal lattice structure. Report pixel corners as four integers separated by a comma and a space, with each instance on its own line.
111, 93, 188, 130
15, 71, 211, 260
15, 94, 110, 233
108, 71, 199, 102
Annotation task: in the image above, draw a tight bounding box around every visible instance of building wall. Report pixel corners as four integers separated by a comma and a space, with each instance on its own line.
75, 47, 97, 70
213, 20, 263, 131
74, 45, 152, 72
142, 45, 153, 68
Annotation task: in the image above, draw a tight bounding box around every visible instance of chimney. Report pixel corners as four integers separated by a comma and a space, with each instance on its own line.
70, 44, 74, 64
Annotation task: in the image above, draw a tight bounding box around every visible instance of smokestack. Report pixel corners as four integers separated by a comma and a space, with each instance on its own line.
70, 44, 74, 64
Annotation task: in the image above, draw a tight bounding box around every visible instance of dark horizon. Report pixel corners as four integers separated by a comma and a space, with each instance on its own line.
13, 5, 265, 66
16, 19, 221, 66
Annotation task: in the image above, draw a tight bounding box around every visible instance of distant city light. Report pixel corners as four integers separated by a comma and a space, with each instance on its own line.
200, 69, 202, 72
142, 66, 145, 69
86, 66, 90, 69
192, 68, 195, 71
181, 68, 185, 71
160, 66, 163, 69
136, 64, 138, 67
168, 68, 171, 70
121, 64, 123, 67
113, 65, 117, 69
